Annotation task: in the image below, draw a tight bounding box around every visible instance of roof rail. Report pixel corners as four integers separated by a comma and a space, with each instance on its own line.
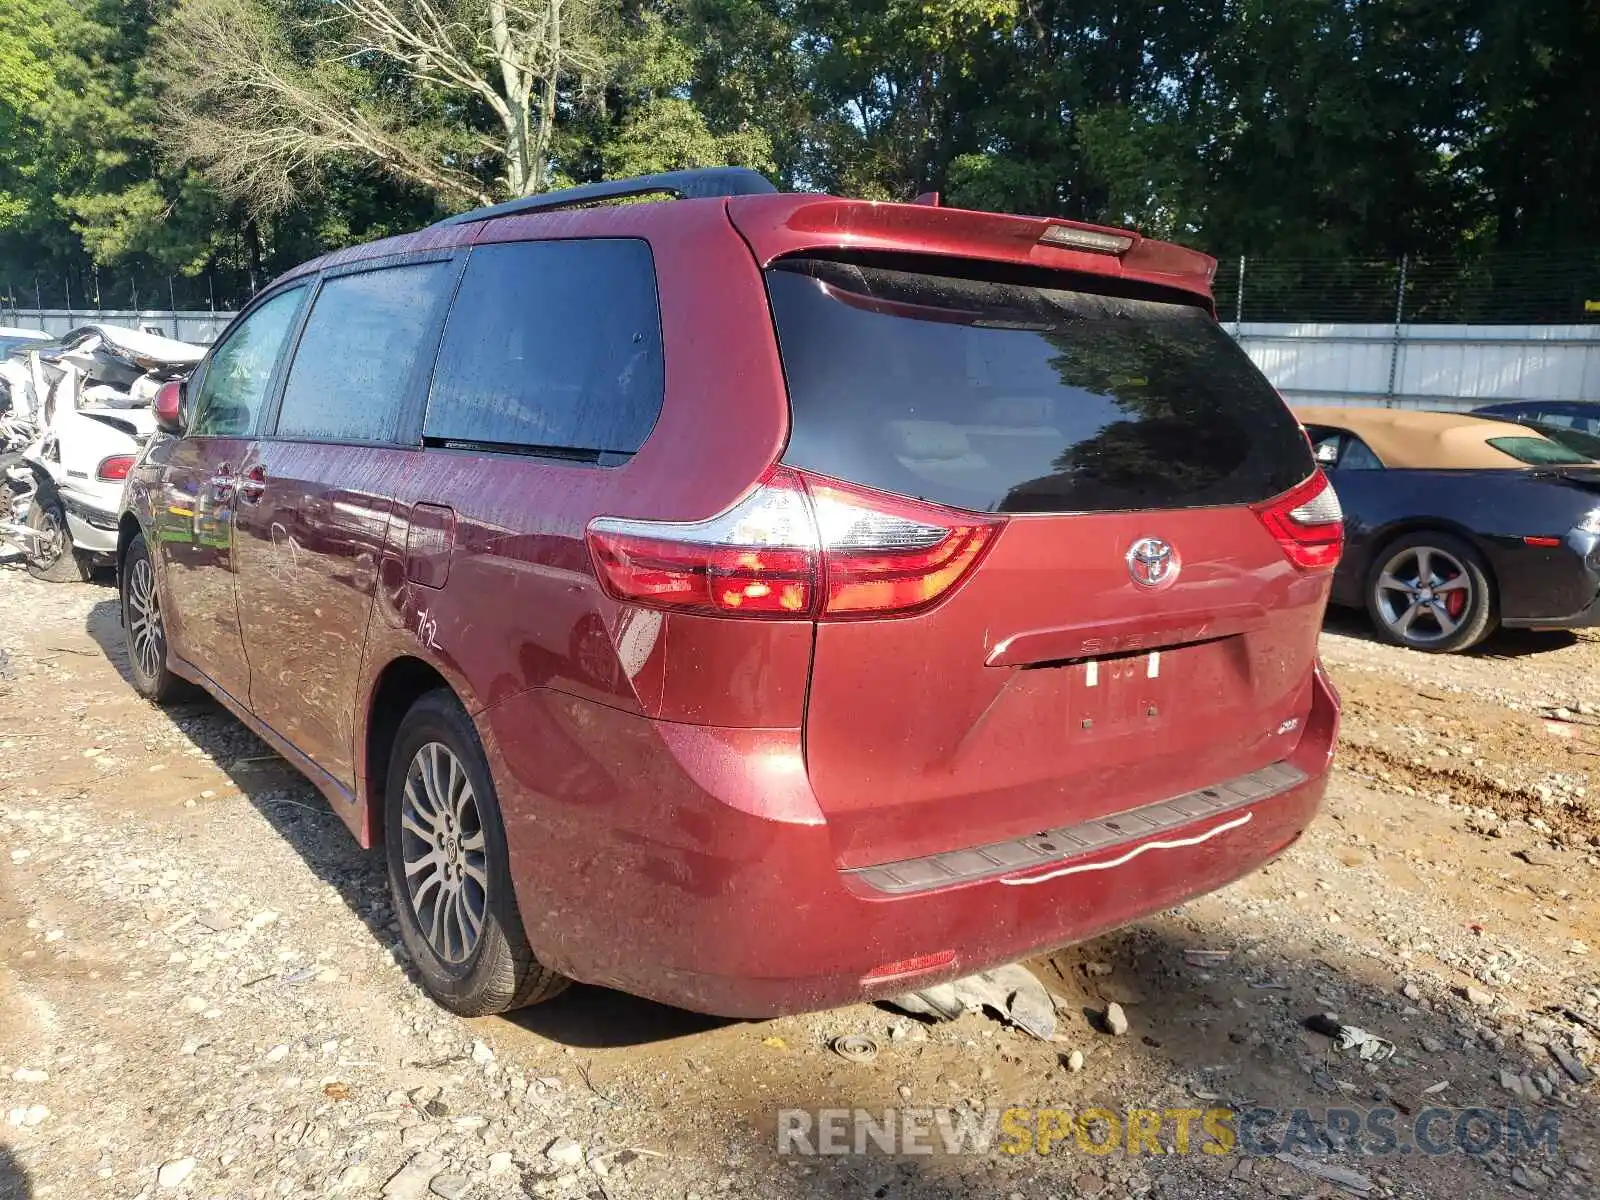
432, 167, 779, 228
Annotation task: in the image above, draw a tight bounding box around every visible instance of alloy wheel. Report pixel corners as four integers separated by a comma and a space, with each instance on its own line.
400, 742, 489, 964
1373, 544, 1472, 646
126, 556, 164, 680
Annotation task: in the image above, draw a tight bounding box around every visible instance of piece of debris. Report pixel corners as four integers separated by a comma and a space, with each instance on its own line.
760, 1036, 787, 1050
1464, 986, 1494, 1007
383, 1152, 444, 1200
1549, 1045, 1593, 1086
157, 1158, 197, 1189
1274, 1152, 1374, 1193
884, 963, 1057, 1039
1303, 1013, 1396, 1063
831, 1034, 880, 1065
544, 1137, 583, 1169
1183, 948, 1232, 966
1554, 1007, 1600, 1038
1064, 1050, 1085, 1073
1423, 1081, 1450, 1095
1104, 1002, 1130, 1037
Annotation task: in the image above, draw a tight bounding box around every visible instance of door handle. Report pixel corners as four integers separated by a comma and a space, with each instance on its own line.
210, 461, 236, 497
239, 464, 267, 504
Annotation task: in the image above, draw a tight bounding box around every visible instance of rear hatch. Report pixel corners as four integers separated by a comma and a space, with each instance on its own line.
764, 255, 1332, 868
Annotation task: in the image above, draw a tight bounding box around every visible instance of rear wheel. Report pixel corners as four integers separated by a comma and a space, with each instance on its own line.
1365, 531, 1497, 653
384, 690, 569, 1015
23, 489, 92, 583
120, 533, 186, 702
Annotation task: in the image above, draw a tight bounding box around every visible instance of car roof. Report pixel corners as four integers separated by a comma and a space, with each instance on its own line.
271, 173, 1218, 308
1293, 404, 1571, 469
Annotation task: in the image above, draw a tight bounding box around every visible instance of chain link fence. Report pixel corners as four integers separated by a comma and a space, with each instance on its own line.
1213, 250, 1600, 326
0, 268, 259, 320
3, 249, 1599, 328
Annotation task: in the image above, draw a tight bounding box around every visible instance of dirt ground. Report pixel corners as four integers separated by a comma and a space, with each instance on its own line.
0, 569, 1596, 1200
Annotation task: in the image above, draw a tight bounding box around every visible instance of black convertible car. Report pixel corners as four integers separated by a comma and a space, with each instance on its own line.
1296, 405, 1600, 652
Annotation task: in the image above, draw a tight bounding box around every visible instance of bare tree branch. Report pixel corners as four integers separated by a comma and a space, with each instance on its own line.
156, 0, 611, 214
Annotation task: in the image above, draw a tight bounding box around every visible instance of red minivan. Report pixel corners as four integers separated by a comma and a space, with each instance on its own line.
117, 169, 1342, 1017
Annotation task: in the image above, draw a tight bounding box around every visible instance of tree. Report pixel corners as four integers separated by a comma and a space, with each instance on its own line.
156, 0, 612, 213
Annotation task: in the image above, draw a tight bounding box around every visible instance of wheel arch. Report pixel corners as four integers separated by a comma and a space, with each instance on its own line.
360, 655, 459, 848
115, 511, 144, 578
1357, 518, 1502, 603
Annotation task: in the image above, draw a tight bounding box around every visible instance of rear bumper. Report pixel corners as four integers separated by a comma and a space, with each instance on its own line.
483, 666, 1339, 1018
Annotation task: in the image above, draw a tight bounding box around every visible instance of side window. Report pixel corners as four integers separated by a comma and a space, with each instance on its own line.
423, 239, 664, 456
188, 287, 304, 437
1565, 409, 1600, 436
1338, 435, 1384, 470
275, 261, 452, 443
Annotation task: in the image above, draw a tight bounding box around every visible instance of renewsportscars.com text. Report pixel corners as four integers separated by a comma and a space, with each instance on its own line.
776, 1105, 1562, 1159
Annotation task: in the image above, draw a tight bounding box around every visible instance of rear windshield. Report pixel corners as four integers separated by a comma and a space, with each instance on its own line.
1485, 436, 1593, 466
766, 259, 1313, 514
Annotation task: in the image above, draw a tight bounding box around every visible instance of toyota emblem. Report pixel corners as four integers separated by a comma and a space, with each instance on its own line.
1126, 537, 1180, 589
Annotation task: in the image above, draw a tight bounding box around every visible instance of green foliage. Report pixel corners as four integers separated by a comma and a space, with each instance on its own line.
600, 97, 774, 178
1, 0, 1598, 303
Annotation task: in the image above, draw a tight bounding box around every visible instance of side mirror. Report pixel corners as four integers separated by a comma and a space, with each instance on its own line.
154, 379, 185, 435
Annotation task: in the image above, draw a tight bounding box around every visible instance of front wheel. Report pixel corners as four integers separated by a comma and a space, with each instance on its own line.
23, 490, 92, 583
384, 690, 569, 1015
1365, 531, 1497, 653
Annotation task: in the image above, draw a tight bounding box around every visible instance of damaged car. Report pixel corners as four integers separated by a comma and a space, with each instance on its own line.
116, 168, 1343, 1020
1, 324, 203, 581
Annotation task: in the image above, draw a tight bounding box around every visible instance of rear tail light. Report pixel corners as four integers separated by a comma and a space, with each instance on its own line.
586, 467, 1002, 620
97, 455, 135, 481
1254, 472, 1343, 571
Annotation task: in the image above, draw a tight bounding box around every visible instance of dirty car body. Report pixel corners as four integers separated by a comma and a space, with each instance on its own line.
117, 169, 1342, 1018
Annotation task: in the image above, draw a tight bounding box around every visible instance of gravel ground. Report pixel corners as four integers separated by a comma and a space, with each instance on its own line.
0, 569, 1596, 1200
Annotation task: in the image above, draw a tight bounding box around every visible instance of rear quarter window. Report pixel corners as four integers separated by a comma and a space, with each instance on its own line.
766, 259, 1313, 514
423, 239, 664, 458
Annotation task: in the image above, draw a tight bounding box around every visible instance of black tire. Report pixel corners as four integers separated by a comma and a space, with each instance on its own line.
23, 488, 92, 583
1364, 530, 1497, 653
120, 533, 188, 702
384, 689, 569, 1015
